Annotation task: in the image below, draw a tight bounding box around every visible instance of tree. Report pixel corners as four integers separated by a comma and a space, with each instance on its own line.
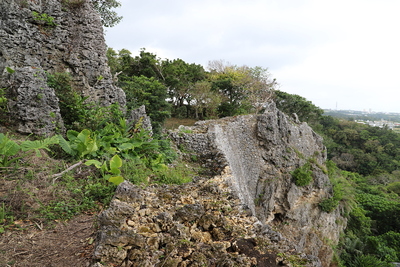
190, 81, 221, 119
121, 76, 171, 132
130, 48, 164, 79
207, 60, 276, 117
274, 90, 323, 125
91, 0, 122, 27
106, 47, 120, 75
161, 59, 206, 117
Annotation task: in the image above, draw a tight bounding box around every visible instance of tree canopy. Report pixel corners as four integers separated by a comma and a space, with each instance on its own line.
106, 48, 277, 120
91, 0, 122, 27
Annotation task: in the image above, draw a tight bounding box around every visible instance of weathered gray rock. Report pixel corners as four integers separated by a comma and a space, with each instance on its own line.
169, 102, 345, 266
127, 105, 153, 135
0, 0, 125, 135
93, 177, 317, 267
93, 102, 345, 267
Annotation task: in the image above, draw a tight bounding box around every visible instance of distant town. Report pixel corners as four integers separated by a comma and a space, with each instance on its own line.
324, 109, 400, 129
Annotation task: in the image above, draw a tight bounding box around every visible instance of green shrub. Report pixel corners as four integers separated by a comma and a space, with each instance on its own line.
387, 181, 400, 195
39, 174, 116, 220
319, 198, 339, 213
351, 254, 391, 267
291, 163, 313, 186
47, 72, 85, 128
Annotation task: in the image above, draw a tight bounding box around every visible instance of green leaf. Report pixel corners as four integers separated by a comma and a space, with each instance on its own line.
100, 161, 108, 173
57, 135, 74, 155
85, 159, 103, 168
77, 129, 91, 144
108, 176, 124, 185
118, 143, 135, 151
0, 138, 20, 157
66, 130, 79, 141
6, 67, 15, 74
83, 138, 98, 156
109, 154, 122, 175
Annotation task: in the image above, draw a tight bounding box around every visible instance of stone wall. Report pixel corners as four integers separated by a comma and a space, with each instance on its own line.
93, 103, 346, 267
169, 102, 345, 266
0, 0, 125, 135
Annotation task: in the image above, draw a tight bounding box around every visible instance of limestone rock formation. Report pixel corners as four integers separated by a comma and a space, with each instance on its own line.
93, 103, 346, 267
0, 0, 125, 135
128, 105, 153, 135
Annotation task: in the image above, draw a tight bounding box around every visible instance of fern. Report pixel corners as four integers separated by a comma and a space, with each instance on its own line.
0, 133, 22, 167
57, 135, 74, 156
20, 136, 59, 157
0, 133, 20, 157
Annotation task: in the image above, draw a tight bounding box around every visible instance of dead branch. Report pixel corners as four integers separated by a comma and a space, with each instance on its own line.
51, 161, 83, 183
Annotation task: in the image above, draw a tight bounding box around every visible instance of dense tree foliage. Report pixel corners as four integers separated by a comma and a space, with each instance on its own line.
319, 117, 400, 176
106, 48, 277, 121
208, 60, 276, 116
91, 0, 122, 27
319, 119, 400, 266
121, 75, 170, 132
274, 90, 324, 126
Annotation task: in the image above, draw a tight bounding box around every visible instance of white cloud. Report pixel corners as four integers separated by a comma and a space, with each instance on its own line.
106, 0, 400, 112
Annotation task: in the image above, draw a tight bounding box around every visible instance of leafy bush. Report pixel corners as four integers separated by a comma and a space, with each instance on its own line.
122, 75, 171, 133
47, 72, 87, 129
291, 163, 313, 186
319, 198, 339, 213
39, 174, 116, 220
350, 254, 391, 267
121, 160, 192, 185
387, 181, 400, 195
86, 154, 124, 185
48, 72, 125, 131
356, 193, 400, 234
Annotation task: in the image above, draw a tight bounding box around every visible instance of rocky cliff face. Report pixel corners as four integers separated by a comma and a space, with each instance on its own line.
0, 0, 125, 135
93, 103, 346, 267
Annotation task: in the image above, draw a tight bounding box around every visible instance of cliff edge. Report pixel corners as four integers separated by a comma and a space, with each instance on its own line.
93, 103, 345, 267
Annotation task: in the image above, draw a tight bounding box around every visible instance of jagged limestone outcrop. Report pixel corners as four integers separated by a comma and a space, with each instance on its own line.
0, 0, 125, 135
93, 103, 346, 267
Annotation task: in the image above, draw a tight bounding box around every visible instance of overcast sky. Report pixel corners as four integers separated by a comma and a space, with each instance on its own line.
105, 0, 400, 113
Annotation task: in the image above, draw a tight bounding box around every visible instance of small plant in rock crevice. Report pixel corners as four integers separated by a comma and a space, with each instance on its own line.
31, 11, 57, 28
0, 88, 7, 110
291, 163, 313, 186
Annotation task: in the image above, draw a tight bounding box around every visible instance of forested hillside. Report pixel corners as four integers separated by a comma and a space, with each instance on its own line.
275, 91, 400, 267
106, 46, 400, 266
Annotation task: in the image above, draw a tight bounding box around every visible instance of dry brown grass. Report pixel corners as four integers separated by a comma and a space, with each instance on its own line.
0, 148, 97, 266
163, 117, 198, 130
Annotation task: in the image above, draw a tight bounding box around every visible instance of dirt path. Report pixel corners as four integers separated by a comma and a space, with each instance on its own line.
0, 214, 96, 267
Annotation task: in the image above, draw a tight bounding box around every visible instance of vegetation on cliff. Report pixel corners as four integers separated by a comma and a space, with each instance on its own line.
105, 47, 400, 267
0, 8, 399, 261
276, 91, 400, 267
